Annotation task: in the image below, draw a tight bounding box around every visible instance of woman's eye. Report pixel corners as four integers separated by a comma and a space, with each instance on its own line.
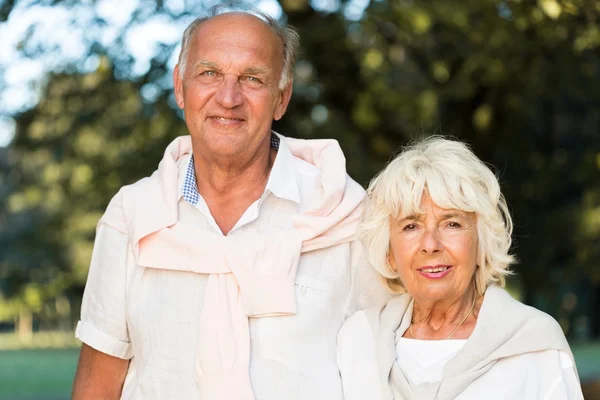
403, 223, 418, 231
447, 221, 462, 228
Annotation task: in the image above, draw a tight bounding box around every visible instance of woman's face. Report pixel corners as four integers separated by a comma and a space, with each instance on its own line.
388, 195, 478, 303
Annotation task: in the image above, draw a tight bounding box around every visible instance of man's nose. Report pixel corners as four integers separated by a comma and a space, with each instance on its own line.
214, 75, 244, 108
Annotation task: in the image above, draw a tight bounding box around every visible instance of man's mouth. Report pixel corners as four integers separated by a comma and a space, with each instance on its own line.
210, 116, 244, 122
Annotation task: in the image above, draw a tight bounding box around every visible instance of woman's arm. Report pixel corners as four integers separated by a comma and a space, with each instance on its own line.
543, 351, 584, 400
337, 311, 383, 400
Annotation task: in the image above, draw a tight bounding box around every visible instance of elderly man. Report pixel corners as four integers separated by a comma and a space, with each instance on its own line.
71, 6, 380, 400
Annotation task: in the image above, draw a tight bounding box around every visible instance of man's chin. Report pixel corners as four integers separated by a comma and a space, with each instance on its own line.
190, 131, 271, 160
190, 137, 249, 159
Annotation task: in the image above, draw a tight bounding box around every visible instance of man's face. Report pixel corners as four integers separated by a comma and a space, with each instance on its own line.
174, 13, 292, 159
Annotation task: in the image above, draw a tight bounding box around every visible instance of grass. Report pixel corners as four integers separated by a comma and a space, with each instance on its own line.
0, 331, 80, 351
0, 336, 598, 399
0, 348, 79, 400
573, 341, 600, 382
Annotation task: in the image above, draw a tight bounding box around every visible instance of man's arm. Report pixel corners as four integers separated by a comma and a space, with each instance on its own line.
73, 221, 132, 399
72, 344, 129, 400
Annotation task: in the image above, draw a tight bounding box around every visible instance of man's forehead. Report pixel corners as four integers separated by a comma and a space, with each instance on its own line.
185, 13, 283, 74
193, 12, 280, 45
208, 11, 271, 26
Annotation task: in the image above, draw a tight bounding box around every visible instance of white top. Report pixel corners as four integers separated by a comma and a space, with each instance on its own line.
338, 312, 584, 400
395, 338, 466, 385
76, 137, 385, 400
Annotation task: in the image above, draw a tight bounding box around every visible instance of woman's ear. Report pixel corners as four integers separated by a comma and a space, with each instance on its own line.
387, 250, 397, 273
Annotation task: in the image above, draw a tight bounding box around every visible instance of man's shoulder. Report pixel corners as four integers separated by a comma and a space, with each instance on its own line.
290, 155, 365, 207
289, 153, 321, 179
112, 171, 161, 203
279, 134, 365, 201
99, 171, 163, 230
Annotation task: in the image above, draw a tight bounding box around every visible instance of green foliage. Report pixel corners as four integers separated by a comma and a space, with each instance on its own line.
404, 1, 600, 299
279, 0, 600, 335
0, 0, 598, 338
0, 56, 185, 321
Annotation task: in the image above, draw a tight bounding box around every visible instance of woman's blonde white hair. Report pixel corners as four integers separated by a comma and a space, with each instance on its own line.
361, 136, 515, 295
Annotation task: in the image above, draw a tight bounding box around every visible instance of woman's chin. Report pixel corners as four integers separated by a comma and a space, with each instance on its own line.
410, 285, 457, 303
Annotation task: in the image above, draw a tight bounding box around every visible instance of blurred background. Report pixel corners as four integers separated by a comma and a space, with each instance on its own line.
0, 0, 599, 398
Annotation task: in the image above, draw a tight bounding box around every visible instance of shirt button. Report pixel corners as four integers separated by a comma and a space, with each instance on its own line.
300, 285, 307, 294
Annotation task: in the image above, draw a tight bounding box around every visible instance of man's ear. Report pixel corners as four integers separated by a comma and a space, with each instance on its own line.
273, 81, 293, 121
173, 65, 185, 109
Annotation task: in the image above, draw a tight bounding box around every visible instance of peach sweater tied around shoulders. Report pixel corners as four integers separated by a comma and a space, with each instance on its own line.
98, 134, 365, 400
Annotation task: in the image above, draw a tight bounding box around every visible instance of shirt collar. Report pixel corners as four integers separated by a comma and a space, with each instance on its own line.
265, 131, 301, 204
179, 131, 301, 205
180, 153, 199, 205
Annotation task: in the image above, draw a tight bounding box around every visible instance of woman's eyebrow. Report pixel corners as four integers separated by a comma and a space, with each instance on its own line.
398, 214, 421, 222
439, 212, 469, 220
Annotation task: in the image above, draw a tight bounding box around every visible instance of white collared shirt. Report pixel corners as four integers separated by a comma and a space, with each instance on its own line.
76, 133, 385, 400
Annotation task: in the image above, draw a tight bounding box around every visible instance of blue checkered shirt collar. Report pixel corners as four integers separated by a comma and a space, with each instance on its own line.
182, 156, 201, 206
182, 133, 299, 206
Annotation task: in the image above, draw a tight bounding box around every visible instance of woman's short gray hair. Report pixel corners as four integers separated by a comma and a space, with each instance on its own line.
177, 4, 300, 90
361, 136, 516, 295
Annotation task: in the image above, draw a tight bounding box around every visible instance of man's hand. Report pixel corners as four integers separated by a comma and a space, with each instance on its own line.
72, 344, 129, 400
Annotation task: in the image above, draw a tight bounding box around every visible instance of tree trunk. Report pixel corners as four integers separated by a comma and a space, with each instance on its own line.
591, 283, 600, 340
18, 307, 33, 342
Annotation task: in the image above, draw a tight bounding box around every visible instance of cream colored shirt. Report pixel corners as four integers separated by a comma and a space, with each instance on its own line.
338, 311, 584, 400
76, 137, 383, 400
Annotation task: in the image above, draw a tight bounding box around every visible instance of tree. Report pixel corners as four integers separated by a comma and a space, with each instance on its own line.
279, 0, 600, 337
0, 57, 186, 330
0, 0, 599, 339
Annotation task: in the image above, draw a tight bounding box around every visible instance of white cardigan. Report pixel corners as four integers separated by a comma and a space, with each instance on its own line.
337, 286, 584, 400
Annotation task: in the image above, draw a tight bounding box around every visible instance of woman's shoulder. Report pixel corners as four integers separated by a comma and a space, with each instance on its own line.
483, 286, 569, 347
339, 307, 377, 343
340, 294, 411, 342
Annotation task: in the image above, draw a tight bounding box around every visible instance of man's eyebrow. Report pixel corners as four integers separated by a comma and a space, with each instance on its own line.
191, 62, 270, 77
242, 66, 271, 76
193, 60, 220, 71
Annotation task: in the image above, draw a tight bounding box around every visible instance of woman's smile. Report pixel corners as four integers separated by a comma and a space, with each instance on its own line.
417, 265, 453, 279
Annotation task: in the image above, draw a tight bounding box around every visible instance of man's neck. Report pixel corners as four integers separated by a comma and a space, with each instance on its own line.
192, 144, 277, 235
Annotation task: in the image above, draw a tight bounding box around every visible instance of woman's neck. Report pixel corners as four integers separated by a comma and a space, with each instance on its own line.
409, 287, 482, 340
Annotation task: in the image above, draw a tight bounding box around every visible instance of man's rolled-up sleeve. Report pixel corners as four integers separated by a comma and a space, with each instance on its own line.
75, 224, 133, 359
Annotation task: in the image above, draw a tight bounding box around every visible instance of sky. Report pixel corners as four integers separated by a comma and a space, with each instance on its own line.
0, 0, 369, 147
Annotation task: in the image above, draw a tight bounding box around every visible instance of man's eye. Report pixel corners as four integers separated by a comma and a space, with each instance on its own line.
447, 221, 462, 228
201, 70, 216, 76
242, 76, 263, 85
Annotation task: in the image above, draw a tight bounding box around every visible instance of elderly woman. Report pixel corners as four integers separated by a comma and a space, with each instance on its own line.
338, 137, 583, 399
